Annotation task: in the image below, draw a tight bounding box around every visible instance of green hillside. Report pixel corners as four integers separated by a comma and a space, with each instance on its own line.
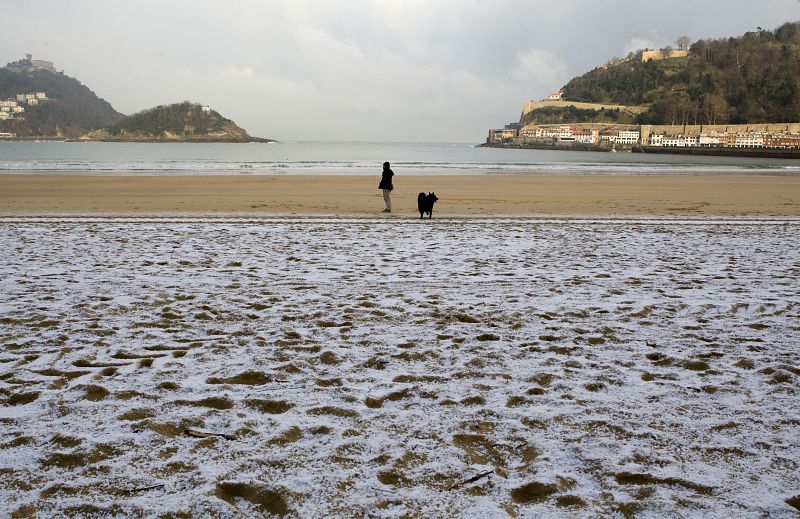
520, 106, 637, 126
82, 102, 267, 142
554, 21, 800, 125
0, 59, 123, 138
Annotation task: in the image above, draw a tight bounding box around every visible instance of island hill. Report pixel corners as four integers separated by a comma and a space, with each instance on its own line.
487, 21, 800, 157
0, 54, 272, 142
80, 102, 272, 143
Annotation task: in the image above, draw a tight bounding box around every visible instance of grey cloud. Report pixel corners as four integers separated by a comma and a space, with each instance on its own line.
1, 0, 797, 141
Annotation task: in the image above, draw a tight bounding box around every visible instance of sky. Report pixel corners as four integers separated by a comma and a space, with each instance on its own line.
1, 1, 798, 142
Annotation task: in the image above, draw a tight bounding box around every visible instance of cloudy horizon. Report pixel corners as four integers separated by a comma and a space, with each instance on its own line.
2, 1, 798, 142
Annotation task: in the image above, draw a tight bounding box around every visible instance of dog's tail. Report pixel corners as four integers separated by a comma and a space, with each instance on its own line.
418, 192, 426, 208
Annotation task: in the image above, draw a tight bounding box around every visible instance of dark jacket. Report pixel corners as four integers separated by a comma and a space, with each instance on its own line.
378, 168, 394, 190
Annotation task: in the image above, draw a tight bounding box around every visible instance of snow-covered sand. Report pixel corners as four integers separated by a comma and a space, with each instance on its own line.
1, 217, 798, 517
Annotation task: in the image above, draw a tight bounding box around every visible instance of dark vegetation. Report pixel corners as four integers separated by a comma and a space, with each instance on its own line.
87, 101, 262, 142
560, 21, 800, 125
0, 65, 123, 138
520, 106, 636, 126
103, 102, 238, 137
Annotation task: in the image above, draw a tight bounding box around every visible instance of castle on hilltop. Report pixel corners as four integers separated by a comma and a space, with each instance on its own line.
23, 53, 55, 71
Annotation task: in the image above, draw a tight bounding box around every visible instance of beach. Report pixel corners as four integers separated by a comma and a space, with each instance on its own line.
2, 143, 800, 517
2, 173, 800, 216
1, 217, 798, 516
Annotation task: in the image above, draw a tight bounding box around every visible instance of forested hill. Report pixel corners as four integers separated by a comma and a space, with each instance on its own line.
560, 21, 800, 125
82, 102, 269, 142
0, 60, 123, 138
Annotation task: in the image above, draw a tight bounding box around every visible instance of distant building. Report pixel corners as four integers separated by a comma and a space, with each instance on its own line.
35, 92, 47, 100
599, 129, 618, 142
764, 134, 800, 149
616, 130, 640, 144
641, 49, 689, 62
572, 128, 598, 144
25, 53, 55, 71
698, 132, 728, 147
733, 133, 765, 148
201, 105, 211, 112
488, 127, 519, 143
16, 94, 26, 102
660, 135, 700, 147
27, 98, 39, 106
546, 91, 564, 101
0, 131, 17, 137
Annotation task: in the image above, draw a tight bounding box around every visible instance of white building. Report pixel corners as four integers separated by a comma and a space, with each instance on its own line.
532, 127, 559, 139
733, 133, 765, 148
616, 130, 640, 145
35, 92, 47, 100
662, 135, 700, 147
201, 105, 211, 112
599, 129, 640, 144
698, 132, 728, 147
572, 129, 597, 144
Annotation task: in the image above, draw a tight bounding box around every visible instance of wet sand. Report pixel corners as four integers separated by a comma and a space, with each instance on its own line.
1, 173, 799, 216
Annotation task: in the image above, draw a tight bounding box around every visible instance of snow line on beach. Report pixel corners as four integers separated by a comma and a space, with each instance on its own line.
1, 220, 798, 517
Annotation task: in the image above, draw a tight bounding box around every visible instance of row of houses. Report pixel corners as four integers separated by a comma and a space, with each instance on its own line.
490, 124, 641, 146
649, 131, 800, 149
0, 92, 49, 120
489, 123, 800, 150
520, 126, 641, 145
17, 92, 48, 104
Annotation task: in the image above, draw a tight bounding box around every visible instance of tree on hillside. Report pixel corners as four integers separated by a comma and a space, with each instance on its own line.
676, 36, 692, 51
562, 21, 800, 125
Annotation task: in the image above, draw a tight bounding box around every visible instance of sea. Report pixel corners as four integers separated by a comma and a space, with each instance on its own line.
0, 140, 798, 175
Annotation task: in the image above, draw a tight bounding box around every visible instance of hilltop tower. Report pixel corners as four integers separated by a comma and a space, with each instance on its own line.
23, 53, 55, 71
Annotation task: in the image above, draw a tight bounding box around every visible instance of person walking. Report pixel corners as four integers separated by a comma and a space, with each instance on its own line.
378, 161, 394, 213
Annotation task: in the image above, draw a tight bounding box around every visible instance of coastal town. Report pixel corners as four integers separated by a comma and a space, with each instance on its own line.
488, 90, 800, 153
488, 120, 800, 151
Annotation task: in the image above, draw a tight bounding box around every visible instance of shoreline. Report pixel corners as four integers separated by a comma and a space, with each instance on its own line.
2, 172, 800, 216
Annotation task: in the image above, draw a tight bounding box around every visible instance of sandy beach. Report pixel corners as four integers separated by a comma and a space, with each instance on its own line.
1, 173, 800, 216
1, 217, 798, 516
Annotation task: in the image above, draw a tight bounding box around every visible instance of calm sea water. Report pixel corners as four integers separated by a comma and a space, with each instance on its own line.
0, 140, 797, 175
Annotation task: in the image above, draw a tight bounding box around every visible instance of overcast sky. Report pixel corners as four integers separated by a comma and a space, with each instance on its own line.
2, 1, 798, 142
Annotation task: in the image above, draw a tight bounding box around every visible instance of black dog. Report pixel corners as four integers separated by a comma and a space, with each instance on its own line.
417, 192, 439, 219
